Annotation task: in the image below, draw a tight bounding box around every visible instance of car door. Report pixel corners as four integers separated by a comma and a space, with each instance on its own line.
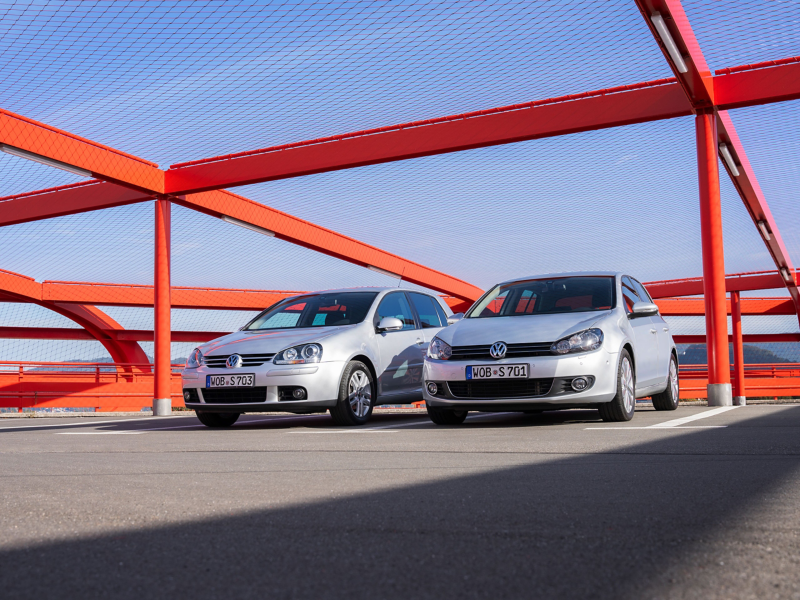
631, 277, 671, 382
373, 292, 424, 399
408, 292, 447, 352
622, 276, 660, 389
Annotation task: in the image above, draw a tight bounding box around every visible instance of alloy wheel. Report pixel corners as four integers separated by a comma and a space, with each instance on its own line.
348, 370, 372, 417
669, 359, 679, 401
621, 357, 635, 413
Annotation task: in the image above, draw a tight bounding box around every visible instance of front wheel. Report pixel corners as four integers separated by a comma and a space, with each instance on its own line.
330, 361, 374, 426
196, 411, 240, 428
652, 354, 679, 411
425, 402, 468, 425
599, 349, 636, 422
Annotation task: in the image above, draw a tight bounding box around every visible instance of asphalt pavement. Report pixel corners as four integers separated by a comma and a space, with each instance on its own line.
1, 405, 799, 599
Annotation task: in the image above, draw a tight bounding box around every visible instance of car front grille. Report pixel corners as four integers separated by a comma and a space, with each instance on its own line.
446, 378, 554, 399
201, 387, 268, 404
204, 353, 276, 368
450, 342, 553, 361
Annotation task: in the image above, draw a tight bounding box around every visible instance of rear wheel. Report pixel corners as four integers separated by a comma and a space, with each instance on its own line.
330, 361, 374, 426
652, 354, 679, 411
196, 411, 240, 428
599, 349, 636, 422
426, 402, 468, 425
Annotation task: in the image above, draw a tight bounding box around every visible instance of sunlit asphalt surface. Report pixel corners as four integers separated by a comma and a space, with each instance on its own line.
1, 405, 799, 599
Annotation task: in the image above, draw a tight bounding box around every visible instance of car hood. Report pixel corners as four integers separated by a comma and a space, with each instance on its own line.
199, 325, 355, 356
439, 312, 611, 346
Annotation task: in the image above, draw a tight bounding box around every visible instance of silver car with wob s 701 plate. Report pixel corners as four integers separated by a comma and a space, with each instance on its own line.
181, 287, 452, 427
422, 272, 679, 425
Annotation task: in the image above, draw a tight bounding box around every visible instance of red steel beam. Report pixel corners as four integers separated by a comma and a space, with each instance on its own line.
645, 269, 798, 298
674, 334, 800, 344
0, 107, 163, 194
656, 297, 795, 316
634, 0, 800, 324
715, 57, 800, 110
0, 181, 151, 227
0, 327, 225, 343
176, 189, 484, 302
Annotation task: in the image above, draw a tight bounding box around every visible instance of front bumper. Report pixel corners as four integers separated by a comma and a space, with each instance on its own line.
181, 360, 345, 412
423, 349, 618, 409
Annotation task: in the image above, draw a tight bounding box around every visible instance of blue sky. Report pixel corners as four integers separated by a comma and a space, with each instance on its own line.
0, 0, 798, 360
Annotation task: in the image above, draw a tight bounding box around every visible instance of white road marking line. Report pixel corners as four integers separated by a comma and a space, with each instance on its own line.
57, 431, 148, 435
0, 416, 182, 431
585, 426, 727, 430
648, 406, 739, 428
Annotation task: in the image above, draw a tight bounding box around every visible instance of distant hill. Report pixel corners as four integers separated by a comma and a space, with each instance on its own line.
678, 344, 791, 365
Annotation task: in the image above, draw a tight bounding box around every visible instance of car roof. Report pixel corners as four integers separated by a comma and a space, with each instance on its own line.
496, 271, 623, 286
284, 286, 434, 297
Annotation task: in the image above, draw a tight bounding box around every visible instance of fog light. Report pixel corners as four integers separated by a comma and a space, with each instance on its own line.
184, 390, 191, 401
426, 382, 438, 395
292, 388, 306, 400
571, 377, 589, 392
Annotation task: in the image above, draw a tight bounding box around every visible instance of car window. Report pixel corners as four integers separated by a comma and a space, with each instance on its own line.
432, 298, 449, 325
467, 277, 615, 318
621, 276, 641, 314
409, 292, 444, 328
374, 293, 416, 330
246, 292, 378, 330
631, 278, 654, 303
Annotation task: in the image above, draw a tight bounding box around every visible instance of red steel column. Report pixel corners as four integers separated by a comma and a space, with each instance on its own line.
696, 111, 732, 406
730, 291, 746, 405
153, 197, 172, 415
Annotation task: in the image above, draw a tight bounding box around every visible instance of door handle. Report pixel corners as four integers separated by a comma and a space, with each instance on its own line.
416, 339, 424, 345
663, 327, 669, 332
650, 329, 657, 334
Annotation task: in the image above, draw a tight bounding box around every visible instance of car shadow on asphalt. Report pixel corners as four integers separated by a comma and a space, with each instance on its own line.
2, 408, 799, 599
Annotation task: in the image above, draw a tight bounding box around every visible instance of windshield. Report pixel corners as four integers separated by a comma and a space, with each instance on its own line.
467, 277, 615, 318
245, 292, 378, 330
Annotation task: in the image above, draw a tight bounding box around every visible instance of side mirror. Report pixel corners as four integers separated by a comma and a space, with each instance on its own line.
377, 316, 404, 332
629, 301, 659, 319
447, 312, 464, 325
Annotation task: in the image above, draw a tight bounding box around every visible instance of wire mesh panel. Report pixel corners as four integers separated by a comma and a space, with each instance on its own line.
683, 0, 800, 73
0, 0, 673, 168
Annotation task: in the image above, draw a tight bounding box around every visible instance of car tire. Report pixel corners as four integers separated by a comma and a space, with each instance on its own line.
330, 361, 374, 426
425, 402, 468, 425
196, 411, 240, 428
599, 349, 636, 422
652, 354, 680, 411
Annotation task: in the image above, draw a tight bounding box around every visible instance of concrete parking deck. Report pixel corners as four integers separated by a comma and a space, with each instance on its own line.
1, 405, 799, 599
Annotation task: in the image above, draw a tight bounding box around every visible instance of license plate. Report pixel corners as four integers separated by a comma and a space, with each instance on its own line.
466, 364, 528, 380
206, 374, 255, 388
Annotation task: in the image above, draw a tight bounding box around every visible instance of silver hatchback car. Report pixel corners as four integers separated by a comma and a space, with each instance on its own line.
422, 272, 679, 424
182, 287, 451, 427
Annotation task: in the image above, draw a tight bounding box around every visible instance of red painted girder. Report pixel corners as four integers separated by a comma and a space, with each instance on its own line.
0, 107, 163, 194
674, 334, 800, 344
635, 0, 714, 109
645, 270, 798, 298
164, 83, 690, 194
656, 297, 795, 316
41, 280, 301, 310
715, 110, 800, 318
0, 327, 225, 343
0, 268, 41, 301
177, 189, 484, 301
715, 59, 800, 110
0, 181, 151, 227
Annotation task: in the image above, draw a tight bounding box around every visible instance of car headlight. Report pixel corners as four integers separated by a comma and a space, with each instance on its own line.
274, 343, 323, 365
551, 328, 604, 355
185, 348, 205, 369
427, 336, 452, 360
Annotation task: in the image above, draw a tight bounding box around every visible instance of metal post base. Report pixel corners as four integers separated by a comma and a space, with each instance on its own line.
152, 398, 172, 416
707, 383, 733, 406
733, 396, 747, 406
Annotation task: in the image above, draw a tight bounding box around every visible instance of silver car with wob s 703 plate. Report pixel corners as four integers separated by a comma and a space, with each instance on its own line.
422, 272, 679, 425
181, 287, 452, 427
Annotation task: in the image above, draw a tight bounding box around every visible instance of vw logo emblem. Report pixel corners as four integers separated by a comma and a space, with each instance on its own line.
226, 354, 243, 369
489, 342, 507, 360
